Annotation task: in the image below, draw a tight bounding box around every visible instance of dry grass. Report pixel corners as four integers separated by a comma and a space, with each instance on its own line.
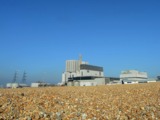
0, 83, 160, 119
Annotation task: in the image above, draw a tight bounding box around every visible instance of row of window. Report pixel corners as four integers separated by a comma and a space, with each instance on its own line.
80, 64, 103, 71
81, 71, 102, 76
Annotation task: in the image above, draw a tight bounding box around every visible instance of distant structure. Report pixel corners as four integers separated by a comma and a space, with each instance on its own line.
6, 71, 19, 88
19, 71, 29, 87
31, 81, 49, 87
157, 76, 160, 81
12, 71, 17, 83
61, 55, 110, 86
22, 71, 27, 83
6, 71, 28, 88
120, 70, 148, 84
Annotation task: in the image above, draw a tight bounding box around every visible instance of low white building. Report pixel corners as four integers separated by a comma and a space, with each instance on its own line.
31, 83, 41, 87
6, 83, 29, 88
31, 82, 48, 87
120, 70, 148, 83
6, 83, 19, 88
6, 83, 12, 88
67, 77, 106, 86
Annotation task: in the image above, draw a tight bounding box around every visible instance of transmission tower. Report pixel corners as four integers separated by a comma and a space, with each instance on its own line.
12, 71, 17, 83
22, 71, 27, 83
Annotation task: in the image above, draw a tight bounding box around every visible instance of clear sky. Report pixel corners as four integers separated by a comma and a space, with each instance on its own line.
0, 0, 160, 85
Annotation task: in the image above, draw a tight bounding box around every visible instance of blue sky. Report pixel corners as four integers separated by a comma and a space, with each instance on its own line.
0, 0, 160, 85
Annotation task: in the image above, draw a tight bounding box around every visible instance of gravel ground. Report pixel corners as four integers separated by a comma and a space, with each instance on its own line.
0, 83, 160, 120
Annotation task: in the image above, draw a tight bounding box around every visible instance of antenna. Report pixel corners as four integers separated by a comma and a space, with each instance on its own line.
22, 71, 27, 84
12, 71, 17, 83
78, 54, 82, 72
79, 54, 82, 65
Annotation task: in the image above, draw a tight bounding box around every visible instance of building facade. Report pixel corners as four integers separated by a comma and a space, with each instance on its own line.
66, 60, 80, 72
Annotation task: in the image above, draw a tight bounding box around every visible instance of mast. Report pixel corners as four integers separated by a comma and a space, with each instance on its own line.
79, 54, 82, 71
79, 54, 82, 65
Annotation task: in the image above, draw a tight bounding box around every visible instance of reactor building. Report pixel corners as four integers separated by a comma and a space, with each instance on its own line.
61, 56, 108, 86
120, 70, 148, 83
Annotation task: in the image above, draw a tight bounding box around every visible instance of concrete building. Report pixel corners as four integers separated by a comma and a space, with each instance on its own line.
68, 77, 106, 86
66, 60, 80, 72
6, 83, 20, 88
6, 83, 29, 88
120, 70, 148, 83
31, 81, 48, 87
61, 56, 106, 86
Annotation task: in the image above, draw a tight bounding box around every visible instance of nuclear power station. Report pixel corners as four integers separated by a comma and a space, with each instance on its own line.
60, 55, 159, 86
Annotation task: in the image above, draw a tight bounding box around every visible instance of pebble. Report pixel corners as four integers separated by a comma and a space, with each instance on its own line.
0, 108, 3, 113
76, 112, 81, 117
21, 93, 25, 96
27, 116, 32, 120
56, 112, 62, 120
82, 113, 87, 119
